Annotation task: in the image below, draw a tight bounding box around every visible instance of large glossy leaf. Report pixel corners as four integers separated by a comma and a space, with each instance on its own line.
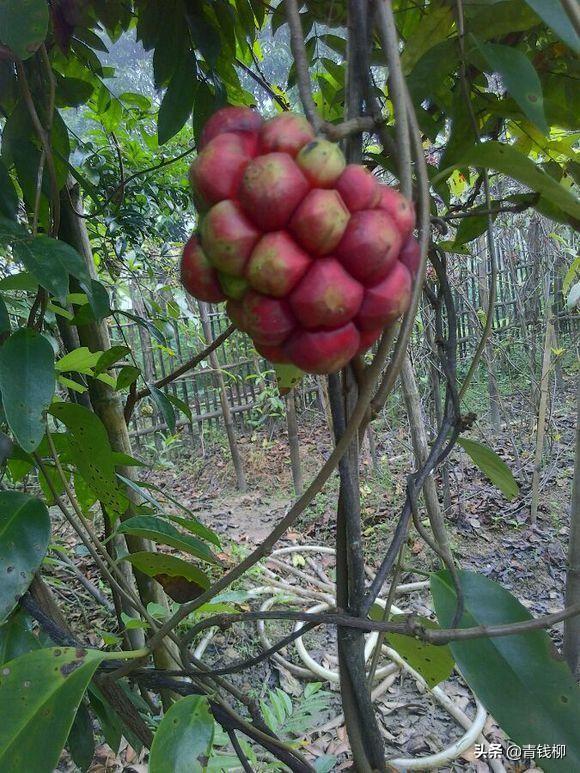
446, 142, 580, 221
0, 647, 104, 773
400, 6, 453, 75
0, 611, 39, 664
523, 0, 580, 53
0, 0, 49, 59
0, 329, 55, 452
118, 516, 220, 565
157, 51, 197, 144
387, 615, 455, 689
0, 160, 18, 220
149, 695, 214, 773
12, 235, 89, 304
0, 492, 50, 623
457, 437, 519, 499
476, 39, 548, 134
66, 702, 95, 772
49, 403, 128, 518
431, 570, 580, 772
147, 383, 176, 432
124, 551, 210, 587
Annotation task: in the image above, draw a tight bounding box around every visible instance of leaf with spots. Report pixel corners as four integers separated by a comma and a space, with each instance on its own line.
0, 647, 105, 773
49, 403, 129, 519
475, 38, 548, 134
149, 695, 214, 773
123, 552, 210, 603
117, 516, 220, 565
0, 329, 55, 452
0, 492, 50, 623
431, 570, 580, 772
386, 615, 454, 688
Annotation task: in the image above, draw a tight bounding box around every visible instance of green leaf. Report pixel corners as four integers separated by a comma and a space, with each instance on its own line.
457, 437, 519, 499
401, 6, 453, 75
149, 695, 214, 773
523, 0, 580, 53
0, 492, 50, 623
66, 702, 95, 772
431, 570, 580, 772
274, 363, 304, 394
0, 271, 39, 291
49, 403, 129, 518
94, 345, 130, 375
55, 347, 103, 375
445, 142, 580, 221
11, 234, 89, 305
386, 614, 455, 688
0, 0, 49, 59
116, 365, 141, 390
0, 647, 105, 773
0, 329, 55, 452
123, 552, 210, 588
0, 294, 10, 337
166, 393, 193, 422
475, 39, 548, 134
0, 611, 39, 664
0, 160, 18, 220
147, 384, 176, 432
453, 214, 489, 247
118, 310, 167, 344
158, 52, 197, 145
117, 516, 220, 565
55, 75, 95, 108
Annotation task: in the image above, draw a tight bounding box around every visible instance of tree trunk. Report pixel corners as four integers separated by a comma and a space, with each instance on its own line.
477, 241, 501, 431
130, 283, 162, 451
285, 392, 303, 496
59, 182, 178, 671
197, 300, 246, 492
564, 381, 580, 676
530, 276, 554, 525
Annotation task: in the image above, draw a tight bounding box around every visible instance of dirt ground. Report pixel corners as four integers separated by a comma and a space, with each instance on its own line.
52, 378, 577, 772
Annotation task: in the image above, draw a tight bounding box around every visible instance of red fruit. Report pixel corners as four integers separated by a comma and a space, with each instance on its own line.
356, 262, 412, 331
399, 237, 421, 277
260, 113, 315, 156
290, 258, 363, 330
201, 200, 260, 276
246, 232, 311, 297
357, 327, 382, 355
376, 186, 416, 240
180, 235, 225, 303
200, 106, 263, 149
238, 153, 310, 231
289, 189, 350, 256
218, 273, 248, 300
336, 209, 403, 286
226, 299, 248, 331
254, 341, 291, 364
285, 324, 360, 374
296, 138, 346, 188
243, 291, 295, 345
336, 164, 380, 212
189, 133, 253, 207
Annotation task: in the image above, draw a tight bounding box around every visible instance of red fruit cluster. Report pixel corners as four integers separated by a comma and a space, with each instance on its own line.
181, 107, 418, 375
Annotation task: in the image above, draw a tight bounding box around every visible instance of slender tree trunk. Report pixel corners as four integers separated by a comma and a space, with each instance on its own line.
197, 300, 246, 492
530, 277, 555, 524
564, 382, 580, 676
285, 392, 303, 496
477, 241, 501, 431
59, 182, 178, 671
130, 283, 162, 450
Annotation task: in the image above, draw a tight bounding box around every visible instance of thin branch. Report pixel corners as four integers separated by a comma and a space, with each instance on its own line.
284, 0, 323, 131
178, 603, 580, 646
374, 0, 412, 197
235, 57, 290, 110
